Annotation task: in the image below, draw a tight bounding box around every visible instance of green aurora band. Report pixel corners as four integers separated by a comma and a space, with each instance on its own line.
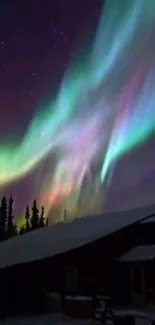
0, 0, 155, 222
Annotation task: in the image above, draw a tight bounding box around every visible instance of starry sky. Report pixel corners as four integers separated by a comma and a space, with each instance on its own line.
0, 0, 101, 139
0, 0, 155, 224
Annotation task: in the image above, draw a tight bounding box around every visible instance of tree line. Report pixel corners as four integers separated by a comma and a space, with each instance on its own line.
0, 195, 48, 242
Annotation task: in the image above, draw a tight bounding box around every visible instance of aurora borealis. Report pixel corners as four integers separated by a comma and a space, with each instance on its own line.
0, 0, 155, 224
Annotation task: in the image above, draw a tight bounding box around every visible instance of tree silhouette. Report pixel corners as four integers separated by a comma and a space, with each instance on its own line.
0, 196, 7, 240
25, 205, 30, 232
7, 195, 17, 238
39, 206, 45, 228
30, 200, 39, 230
0, 196, 48, 241
19, 225, 25, 235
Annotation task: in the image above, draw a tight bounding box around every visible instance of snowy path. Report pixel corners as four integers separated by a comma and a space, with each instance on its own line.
0, 313, 91, 325
0, 312, 152, 325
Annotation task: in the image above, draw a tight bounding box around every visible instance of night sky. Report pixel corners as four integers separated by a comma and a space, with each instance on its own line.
0, 0, 101, 138
0, 0, 155, 224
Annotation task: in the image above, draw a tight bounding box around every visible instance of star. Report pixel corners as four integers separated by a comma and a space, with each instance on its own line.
1, 41, 4, 45
32, 72, 36, 77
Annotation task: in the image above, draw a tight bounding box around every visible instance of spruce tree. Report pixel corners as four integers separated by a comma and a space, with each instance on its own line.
25, 205, 30, 232
0, 196, 7, 240
7, 195, 16, 238
30, 199, 39, 230
39, 206, 45, 228
19, 225, 25, 235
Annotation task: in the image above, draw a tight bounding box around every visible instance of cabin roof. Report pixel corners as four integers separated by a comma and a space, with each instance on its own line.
141, 215, 155, 224
119, 245, 155, 262
0, 204, 154, 269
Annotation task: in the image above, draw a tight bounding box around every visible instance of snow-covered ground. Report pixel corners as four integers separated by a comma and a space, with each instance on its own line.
0, 313, 90, 325
0, 310, 153, 325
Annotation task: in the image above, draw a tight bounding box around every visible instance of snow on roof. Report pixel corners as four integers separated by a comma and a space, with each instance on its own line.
0, 204, 154, 269
141, 215, 155, 223
119, 245, 155, 262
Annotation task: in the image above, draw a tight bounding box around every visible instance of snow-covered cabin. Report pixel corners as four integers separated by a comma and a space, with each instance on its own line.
0, 204, 155, 269
118, 213, 155, 308
0, 204, 155, 316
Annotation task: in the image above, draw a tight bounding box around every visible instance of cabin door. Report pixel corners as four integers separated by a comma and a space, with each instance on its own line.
131, 264, 144, 307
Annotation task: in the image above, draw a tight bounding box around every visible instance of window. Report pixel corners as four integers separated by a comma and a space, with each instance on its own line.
65, 266, 77, 289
